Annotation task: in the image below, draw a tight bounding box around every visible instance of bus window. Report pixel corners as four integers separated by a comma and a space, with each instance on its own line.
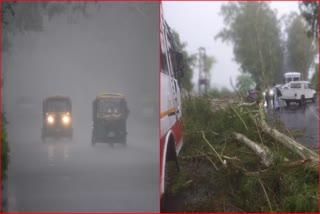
161, 52, 169, 75
161, 32, 169, 75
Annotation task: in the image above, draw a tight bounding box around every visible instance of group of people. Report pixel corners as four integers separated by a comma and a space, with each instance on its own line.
264, 83, 281, 111
247, 83, 281, 111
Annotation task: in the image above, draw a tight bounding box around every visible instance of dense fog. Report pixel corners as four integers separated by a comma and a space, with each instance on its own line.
3, 2, 159, 212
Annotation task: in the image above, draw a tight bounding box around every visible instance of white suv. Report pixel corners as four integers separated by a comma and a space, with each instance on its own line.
281, 81, 317, 106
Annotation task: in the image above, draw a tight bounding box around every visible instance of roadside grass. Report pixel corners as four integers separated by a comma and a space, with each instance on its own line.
168, 95, 318, 212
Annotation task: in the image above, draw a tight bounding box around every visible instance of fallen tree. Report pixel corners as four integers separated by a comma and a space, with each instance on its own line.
256, 102, 318, 171
167, 95, 319, 212
233, 132, 273, 167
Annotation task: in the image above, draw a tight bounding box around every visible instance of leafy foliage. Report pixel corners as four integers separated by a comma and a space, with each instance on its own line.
310, 63, 318, 91
299, 1, 318, 41
216, 2, 284, 86
2, 2, 99, 52
286, 13, 316, 80
168, 95, 318, 212
208, 87, 236, 99
171, 30, 197, 91
236, 73, 255, 95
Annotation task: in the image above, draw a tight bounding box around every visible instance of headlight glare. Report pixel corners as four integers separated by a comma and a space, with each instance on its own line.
47, 115, 54, 124
62, 115, 70, 124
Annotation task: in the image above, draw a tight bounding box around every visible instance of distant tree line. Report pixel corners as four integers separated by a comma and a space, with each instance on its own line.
171, 2, 318, 94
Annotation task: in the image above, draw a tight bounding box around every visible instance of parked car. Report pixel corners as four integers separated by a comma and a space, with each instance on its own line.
283, 72, 301, 84
281, 81, 317, 106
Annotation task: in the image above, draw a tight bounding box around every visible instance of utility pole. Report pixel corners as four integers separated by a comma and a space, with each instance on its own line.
198, 47, 210, 94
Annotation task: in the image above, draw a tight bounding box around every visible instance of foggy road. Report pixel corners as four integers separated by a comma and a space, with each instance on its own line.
267, 99, 318, 148
7, 110, 158, 212
2, 2, 159, 212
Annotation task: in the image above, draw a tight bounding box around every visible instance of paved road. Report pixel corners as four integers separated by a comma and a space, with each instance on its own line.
267, 98, 318, 148
6, 109, 158, 212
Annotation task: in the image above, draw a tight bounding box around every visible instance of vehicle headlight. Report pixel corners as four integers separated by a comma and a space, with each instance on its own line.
62, 115, 70, 124
47, 115, 54, 124
269, 90, 274, 96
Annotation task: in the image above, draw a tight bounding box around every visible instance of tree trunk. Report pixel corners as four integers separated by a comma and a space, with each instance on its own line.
257, 103, 318, 171
233, 132, 273, 167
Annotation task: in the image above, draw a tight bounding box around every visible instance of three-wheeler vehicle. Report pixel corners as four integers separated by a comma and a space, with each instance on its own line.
41, 96, 73, 142
91, 93, 129, 147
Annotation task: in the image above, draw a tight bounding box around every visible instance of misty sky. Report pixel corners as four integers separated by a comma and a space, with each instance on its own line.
163, 1, 302, 90
3, 3, 158, 117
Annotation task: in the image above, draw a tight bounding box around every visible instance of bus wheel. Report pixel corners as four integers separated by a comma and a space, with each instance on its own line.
162, 141, 180, 212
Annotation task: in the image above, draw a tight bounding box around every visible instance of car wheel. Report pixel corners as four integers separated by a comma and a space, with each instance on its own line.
300, 95, 305, 105
312, 94, 316, 103
285, 100, 290, 107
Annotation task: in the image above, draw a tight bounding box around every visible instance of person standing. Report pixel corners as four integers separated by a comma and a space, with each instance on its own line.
264, 86, 270, 109
273, 83, 280, 110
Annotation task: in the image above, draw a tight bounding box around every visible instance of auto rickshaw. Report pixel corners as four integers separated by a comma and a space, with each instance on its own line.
91, 93, 129, 147
41, 96, 73, 142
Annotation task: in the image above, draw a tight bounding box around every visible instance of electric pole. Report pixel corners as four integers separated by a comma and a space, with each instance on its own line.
198, 47, 210, 94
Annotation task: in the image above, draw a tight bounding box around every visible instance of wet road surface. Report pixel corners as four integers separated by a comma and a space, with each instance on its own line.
267, 98, 318, 148
6, 110, 158, 212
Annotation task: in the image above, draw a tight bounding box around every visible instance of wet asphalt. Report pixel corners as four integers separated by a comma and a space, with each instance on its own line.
266, 98, 318, 148
6, 108, 159, 212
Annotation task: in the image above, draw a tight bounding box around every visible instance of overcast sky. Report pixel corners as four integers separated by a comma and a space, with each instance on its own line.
163, 1, 300, 90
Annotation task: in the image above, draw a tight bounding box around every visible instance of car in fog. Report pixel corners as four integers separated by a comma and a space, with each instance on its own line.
41, 96, 73, 141
283, 72, 301, 84
281, 81, 317, 106
91, 93, 129, 147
